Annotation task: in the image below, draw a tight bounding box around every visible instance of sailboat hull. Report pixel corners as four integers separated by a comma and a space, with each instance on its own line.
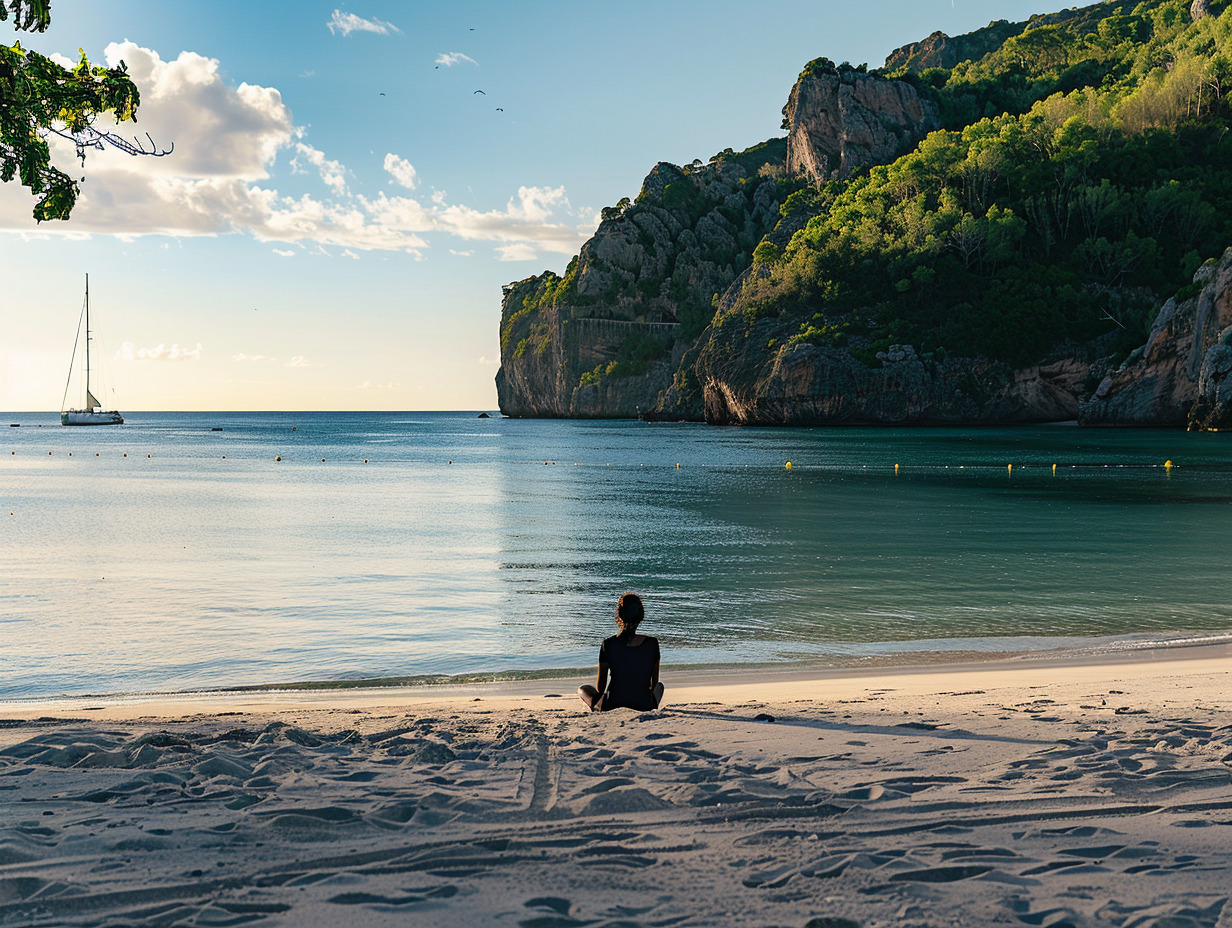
61, 410, 124, 426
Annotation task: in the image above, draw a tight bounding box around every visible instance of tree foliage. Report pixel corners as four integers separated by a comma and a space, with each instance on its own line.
1, 0, 141, 220
732, 0, 1232, 367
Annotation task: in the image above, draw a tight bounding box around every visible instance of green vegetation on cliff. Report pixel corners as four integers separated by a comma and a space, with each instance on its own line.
499, 0, 1232, 423
733, 0, 1232, 368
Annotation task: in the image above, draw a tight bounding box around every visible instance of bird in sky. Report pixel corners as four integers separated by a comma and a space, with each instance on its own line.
474, 89, 486, 95
496, 107, 503, 111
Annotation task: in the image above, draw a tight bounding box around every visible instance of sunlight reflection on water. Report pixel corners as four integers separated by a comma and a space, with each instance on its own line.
4, 410, 1232, 697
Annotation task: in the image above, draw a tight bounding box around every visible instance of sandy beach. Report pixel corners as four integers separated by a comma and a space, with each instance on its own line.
3, 645, 1232, 927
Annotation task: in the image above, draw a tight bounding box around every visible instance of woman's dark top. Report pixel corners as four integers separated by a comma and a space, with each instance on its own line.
599, 634, 660, 711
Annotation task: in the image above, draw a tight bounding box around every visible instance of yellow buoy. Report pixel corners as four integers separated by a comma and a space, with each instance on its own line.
1052, 463, 1057, 475
676, 463, 680, 469
1164, 459, 1173, 469
785, 461, 792, 470
1007, 463, 1012, 474
894, 463, 899, 474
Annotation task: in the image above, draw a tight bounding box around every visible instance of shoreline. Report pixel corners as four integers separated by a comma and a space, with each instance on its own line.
5, 636, 1230, 720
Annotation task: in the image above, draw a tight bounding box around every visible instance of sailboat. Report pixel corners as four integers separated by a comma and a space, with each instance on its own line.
61, 274, 124, 426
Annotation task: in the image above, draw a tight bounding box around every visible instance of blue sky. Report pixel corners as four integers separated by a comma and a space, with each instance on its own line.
1, 0, 1050, 411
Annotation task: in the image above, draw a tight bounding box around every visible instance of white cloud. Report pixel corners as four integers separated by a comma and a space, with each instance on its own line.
450, 248, 474, 256
0, 43, 591, 261
273, 248, 295, 257
496, 243, 539, 261
341, 248, 360, 260
233, 353, 277, 362
119, 341, 202, 362
478, 356, 499, 366
284, 355, 312, 368
434, 51, 477, 67
327, 10, 399, 36
292, 144, 349, 195
383, 153, 419, 190
433, 186, 584, 255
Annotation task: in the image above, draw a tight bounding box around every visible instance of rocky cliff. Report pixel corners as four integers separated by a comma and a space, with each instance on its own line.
1080, 249, 1232, 429
497, 67, 940, 420
881, 5, 1118, 75
693, 337, 1099, 427
496, 144, 787, 418
783, 62, 939, 182
497, 1, 1232, 427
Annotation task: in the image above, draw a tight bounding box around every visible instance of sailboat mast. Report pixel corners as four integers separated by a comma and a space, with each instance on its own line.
84, 273, 91, 406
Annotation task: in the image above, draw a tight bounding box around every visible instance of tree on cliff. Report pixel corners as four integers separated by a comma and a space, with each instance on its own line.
1, 0, 151, 221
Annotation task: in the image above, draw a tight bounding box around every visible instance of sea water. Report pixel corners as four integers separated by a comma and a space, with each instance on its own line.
3, 411, 1232, 699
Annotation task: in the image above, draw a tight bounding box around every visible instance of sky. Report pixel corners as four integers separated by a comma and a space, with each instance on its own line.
1, 0, 1053, 412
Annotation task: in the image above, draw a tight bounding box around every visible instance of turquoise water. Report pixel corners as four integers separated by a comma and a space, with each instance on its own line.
3, 411, 1232, 699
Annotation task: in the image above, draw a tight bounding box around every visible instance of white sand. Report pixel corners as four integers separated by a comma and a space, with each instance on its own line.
3, 645, 1232, 927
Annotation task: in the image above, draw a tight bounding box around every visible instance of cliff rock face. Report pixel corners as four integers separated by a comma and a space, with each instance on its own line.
882, 7, 1098, 75
496, 149, 785, 418
694, 330, 1094, 426
784, 68, 939, 183
497, 66, 951, 419
1080, 249, 1232, 428
883, 23, 1023, 74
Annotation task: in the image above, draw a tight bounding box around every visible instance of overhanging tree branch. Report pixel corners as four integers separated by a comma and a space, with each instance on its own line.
2, 0, 169, 221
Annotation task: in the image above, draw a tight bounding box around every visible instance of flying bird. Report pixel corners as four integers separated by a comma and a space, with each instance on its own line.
496, 107, 503, 111
474, 89, 486, 94
379, 92, 385, 96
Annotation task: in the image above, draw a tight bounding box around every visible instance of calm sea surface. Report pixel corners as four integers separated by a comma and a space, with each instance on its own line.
3, 411, 1232, 699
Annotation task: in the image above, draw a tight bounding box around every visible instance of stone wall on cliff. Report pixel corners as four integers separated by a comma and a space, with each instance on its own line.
1079, 248, 1232, 429
783, 66, 939, 183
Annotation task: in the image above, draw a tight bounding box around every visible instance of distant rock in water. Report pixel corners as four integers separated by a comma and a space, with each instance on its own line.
477, 412, 490, 418
1081, 249, 1232, 429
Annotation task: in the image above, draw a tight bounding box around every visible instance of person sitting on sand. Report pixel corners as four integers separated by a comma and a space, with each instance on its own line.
578, 592, 664, 712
